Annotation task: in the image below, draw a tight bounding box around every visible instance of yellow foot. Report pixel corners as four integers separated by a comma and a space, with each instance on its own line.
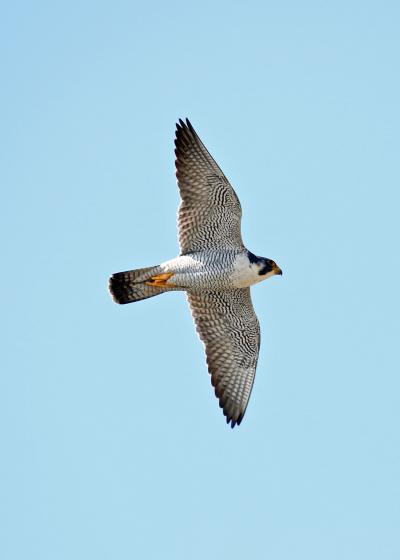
145, 272, 174, 286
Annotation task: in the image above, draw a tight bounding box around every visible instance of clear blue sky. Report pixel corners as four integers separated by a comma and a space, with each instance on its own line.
1, 1, 399, 559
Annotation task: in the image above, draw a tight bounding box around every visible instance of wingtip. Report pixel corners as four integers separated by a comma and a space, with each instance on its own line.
176, 118, 194, 131
229, 416, 243, 429
175, 117, 198, 152
225, 413, 243, 429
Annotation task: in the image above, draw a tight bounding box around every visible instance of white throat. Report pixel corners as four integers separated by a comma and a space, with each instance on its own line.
231, 253, 265, 288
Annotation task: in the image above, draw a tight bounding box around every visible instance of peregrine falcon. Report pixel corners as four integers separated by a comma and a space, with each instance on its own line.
109, 119, 282, 427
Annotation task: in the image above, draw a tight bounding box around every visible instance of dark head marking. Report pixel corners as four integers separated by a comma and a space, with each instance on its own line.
259, 258, 280, 276
248, 251, 281, 276
247, 251, 260, 265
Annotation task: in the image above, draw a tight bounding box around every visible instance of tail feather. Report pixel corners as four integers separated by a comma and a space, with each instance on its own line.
109, 265, 174, 304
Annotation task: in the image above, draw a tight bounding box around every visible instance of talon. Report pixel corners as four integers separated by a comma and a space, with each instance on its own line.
145, 272, 174, 286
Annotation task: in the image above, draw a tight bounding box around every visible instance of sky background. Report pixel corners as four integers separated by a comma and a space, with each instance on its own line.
1, 1, 400, 559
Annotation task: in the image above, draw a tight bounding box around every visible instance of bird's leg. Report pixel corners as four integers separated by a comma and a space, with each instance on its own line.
145, 272, 175, 286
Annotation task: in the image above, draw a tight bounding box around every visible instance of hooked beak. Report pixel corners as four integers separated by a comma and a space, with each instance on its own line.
273, 264, 283, 276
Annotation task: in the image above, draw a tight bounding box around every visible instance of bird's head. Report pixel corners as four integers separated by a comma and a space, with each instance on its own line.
248, 252, 283, 279
258, 258, 282, 278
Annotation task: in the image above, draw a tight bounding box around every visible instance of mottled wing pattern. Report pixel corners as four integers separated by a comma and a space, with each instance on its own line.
187, 288, 260, 427
175, 119, 243, 255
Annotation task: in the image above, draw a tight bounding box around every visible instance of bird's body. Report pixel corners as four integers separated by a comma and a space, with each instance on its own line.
156, 249, 275, 291
109, 119, 282, 427
158, 251, 237, 291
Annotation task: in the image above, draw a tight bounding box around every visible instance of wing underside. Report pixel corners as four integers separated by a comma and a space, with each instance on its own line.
175, 119, 243, 254
187, 288, 260, 427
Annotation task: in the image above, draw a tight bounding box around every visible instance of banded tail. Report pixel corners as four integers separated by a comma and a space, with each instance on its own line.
109, 264, 178, 304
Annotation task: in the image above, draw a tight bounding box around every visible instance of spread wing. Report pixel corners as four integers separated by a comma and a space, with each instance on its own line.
187, 288, 260, 427
175, 119, 243, 255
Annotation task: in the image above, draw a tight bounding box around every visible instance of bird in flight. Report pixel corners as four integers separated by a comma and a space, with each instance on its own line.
109, 119, 282, 427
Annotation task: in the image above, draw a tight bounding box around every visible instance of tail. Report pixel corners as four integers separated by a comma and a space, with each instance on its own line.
109, 264, 174, 304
